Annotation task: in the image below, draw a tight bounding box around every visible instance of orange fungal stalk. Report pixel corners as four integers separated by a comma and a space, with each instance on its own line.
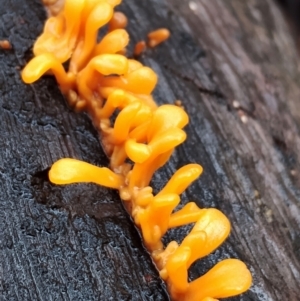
69, 1, 113, 73
92, 29, 129, 56
76, 53, 129, 102
49, 158, 124, 189
181, 259, 252, 301
21, 53, 75, 93
22, 1, 252, 300
35, 0, 86, 62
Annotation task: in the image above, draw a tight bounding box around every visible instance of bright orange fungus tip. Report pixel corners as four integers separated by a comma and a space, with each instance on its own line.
147, 28, 170, 48
134, 41, 147, 56
22, 0, 252, 300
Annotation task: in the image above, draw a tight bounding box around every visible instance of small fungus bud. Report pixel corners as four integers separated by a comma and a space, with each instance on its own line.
108, 11, 128, 31
148, 28, 170, 48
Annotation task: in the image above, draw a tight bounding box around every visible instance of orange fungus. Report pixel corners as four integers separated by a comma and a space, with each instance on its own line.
22, 1, 252, 300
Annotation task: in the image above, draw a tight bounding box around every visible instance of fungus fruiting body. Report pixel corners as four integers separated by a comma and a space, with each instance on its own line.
0, 40, 12, 50
134, 40, 147, 56
22, 0, 252, 300
147, 28, 170, 47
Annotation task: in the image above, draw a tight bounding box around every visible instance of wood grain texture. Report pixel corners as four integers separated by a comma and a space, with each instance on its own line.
0, 1, 169, 300
1, 0, 300, 300
162, 0, 300, 300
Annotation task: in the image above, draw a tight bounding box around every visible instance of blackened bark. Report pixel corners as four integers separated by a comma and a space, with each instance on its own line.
0, 1, 169, 300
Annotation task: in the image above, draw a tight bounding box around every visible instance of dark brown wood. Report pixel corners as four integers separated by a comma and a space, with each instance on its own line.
1, 0, 300, 300
162, 0, 300, 300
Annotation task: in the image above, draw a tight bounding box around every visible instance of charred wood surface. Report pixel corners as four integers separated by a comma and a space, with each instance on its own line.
0, 0, 300, 300
0, 1, 169, 300
164, 0, 300, 300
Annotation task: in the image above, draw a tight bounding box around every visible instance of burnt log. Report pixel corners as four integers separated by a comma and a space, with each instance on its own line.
0, 0, 300, 300
0, 1, 168, 300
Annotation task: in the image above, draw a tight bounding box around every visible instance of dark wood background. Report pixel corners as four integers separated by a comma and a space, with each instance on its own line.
0, 0, 299, 300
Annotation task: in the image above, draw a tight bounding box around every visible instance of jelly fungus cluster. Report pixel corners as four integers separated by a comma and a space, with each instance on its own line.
22, 0, 252, 300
